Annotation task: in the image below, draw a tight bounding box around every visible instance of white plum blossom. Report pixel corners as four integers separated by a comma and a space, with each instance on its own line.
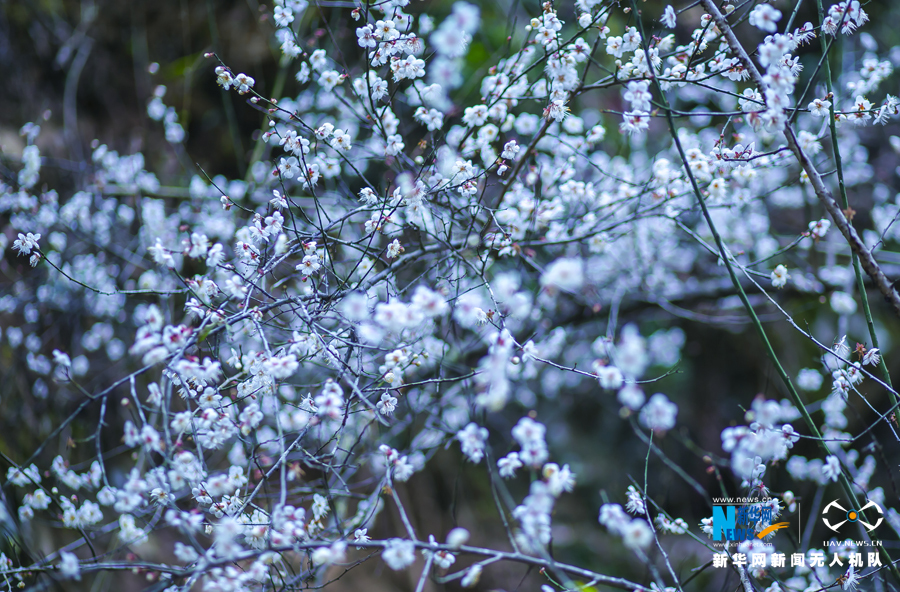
596, 365, 624, 390
13, 232, 41, 256
622, 519, 653, 550
498, 452, 523, 478
5, 2, 900, 591
540, 258, 584, 293
639, 394, 678, 432
809, 98, 832, 117
661, 5, 676, 29
273, 5, 293, 27
749, 4, 782, 33
618, 384, 646, 410
59, 551, 81, 580
457, 423, 488, 463
808, 218, 831, 239
356, 25, 376, 48
771, 265, 789, 288
863, 348, 881, 366
277, 157, 300, 179
797, 368, 824, 391
830, 291, 858, 316
382, 539, 416, 570
376, 393, 398, 415
823, 455, 842, 482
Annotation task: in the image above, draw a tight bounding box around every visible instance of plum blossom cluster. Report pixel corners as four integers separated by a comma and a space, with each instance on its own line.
4, 0, 900, 591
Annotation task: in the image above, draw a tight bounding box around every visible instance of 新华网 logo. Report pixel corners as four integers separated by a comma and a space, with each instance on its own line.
712, 501, 789, 541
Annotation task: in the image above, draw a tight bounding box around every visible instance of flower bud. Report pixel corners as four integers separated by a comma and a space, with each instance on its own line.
446, 527, 469, 549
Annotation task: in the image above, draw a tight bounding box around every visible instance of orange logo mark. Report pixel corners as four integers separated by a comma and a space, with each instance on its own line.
756, 522, 791, 539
